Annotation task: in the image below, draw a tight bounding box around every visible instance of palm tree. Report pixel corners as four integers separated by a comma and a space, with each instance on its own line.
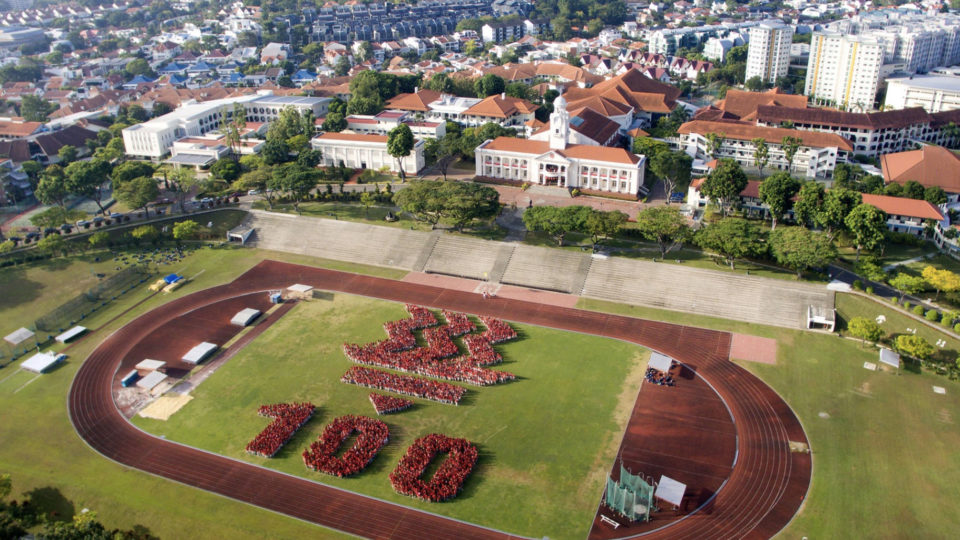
752, 137, 769, 177
781, 136, 801, 173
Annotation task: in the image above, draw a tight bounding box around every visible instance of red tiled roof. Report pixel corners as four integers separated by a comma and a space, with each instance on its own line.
677, 120, 854, 151
482, 137, 640, 165
881, 145, 960, 193
315, 132, 389, 143
861, 193, 943, 221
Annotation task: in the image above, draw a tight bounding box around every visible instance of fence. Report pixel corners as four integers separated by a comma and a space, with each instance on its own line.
34, 265, 152, 332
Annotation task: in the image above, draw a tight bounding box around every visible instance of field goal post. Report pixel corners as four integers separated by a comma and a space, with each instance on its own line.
604, 463, 656, 522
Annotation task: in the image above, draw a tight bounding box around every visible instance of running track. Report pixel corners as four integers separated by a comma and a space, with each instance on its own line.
69, 260, 810, 539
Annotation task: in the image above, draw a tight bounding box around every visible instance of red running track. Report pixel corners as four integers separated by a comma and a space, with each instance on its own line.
68, 260, 810, 539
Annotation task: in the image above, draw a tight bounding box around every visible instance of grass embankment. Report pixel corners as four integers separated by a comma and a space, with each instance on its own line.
133, 294, 647, 540
0, 246, 405, 539
577, 296, 960, 539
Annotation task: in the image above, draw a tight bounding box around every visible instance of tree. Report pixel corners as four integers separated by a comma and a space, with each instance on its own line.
233, 168, 275, 208
322, 112, 346, 132
781, 136, 802, 173
745, 75, 764, 92
768, 227, 837, 277
37, 234, 66, 257
297, 148, 322, 169
387, 124, 415, 181
65, 159, 111, 214
902, 180, 926, 200
847, 317, 884, 348
896, 334, 935, 361
888, 272, 925, 301
210, 158, 241, 183
57, 144, 78, 164
634, 206, 691, 259
752, 137, 769, 177
701, 158, 747, 216
112, 161, 155, 186
426, 133, 460, 181
35, 165, 69, 209
650, 151, 692, 201
440, 181, 500, 231
270, 165, 318, 215
758, 172, 800, 229
695, 218, 766, 269
817, 187, 862, 239
523, 205, 593, 246
844, 203, 887, 261
474, 73, 506, 98
172, 220, 199, 244
124, 58, 155, 78
705, 132, 725, 158
633, 137, 670, 159
89, 231, 109, 249
19, 94, 56, 122
792, 181, 825, 228
393, 180, 446, 227
131, 225, 158, 245
360, 191, 375, 218
924, 186, 948, 205
30, 207, 85, 229
261, 138, 290, 165
921, 265, 960, 300
584, 210, 628, 249
117, 176, 159, 217
166, 166, 196, 214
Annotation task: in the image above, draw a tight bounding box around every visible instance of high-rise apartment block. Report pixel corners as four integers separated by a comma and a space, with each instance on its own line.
805, 33, 884, 112
745, 20, 793, 84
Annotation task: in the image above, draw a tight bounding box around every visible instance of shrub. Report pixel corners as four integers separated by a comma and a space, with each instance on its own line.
955, 322, 960, 334
866, 286, 874, 295
571, 188, 580, 197
852, 279, 863, 290
904, 302, 912, 310
891, 296, 899, 305
925, 309, 940, 322
913, 305, 925, 316
942, 316, 953, 328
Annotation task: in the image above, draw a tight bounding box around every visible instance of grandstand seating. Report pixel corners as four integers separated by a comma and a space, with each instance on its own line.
500, 245, 591, 293
582, 257, 833, 329
422, 236, 501, 280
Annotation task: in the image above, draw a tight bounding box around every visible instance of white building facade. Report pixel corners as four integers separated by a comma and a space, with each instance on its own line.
474, 97, 646, 195
885, 75, 960, 113
804, 32, 884, 112
311, 132, 425, 176
746, 20, 793, 84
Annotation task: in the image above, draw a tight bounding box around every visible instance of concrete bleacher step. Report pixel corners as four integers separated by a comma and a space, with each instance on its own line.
571, 253, 594, 296
487, 244, 516, 284
412, 231, 442, 272
422, 235, 501, 280
500, 245, 590, 293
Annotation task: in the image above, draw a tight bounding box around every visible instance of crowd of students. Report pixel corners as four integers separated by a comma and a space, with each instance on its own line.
646, 367, 676, 387
369, 392, 414, 415
341, 306, 519, 387
341, 366, 467, 405
245, 403, 316, 458
389, 433, 479, 502
302, 415, 390, 477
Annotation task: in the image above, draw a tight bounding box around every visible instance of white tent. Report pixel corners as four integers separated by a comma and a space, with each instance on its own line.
287, 284, 313, 293
655, 475, 686, 507
648, 352, 673, 373
4, 327, 34, 346
21, 352, 65, 374
55, 326, 87, 344
230, 308, 261, 327
182, 342, 218, 364
136, 359, 166, 371
879, 348, 901, 369
136, 370, 167, 391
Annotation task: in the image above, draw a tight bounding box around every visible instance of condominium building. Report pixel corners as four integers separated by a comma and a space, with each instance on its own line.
745, 20, 793, 85
804, 32, 884, 112
885, 75, 960, 113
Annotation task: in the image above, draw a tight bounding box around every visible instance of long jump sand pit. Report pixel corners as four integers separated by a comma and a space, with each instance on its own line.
730, 333, 779, 364
138, 393, 193, 421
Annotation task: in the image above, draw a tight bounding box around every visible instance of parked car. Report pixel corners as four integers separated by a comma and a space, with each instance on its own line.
60, 224, 73, 233
76, 220, 91, 228
110, 212, 123, 219
43, 227, 59, 237
200, 197, 213, 205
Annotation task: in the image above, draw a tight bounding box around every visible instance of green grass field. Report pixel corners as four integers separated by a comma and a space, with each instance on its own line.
132, 294, 648, 540
579, 296, 960, 539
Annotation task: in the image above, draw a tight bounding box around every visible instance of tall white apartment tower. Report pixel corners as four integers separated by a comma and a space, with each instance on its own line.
745, 20, 794, 84
805, 32, 884, 112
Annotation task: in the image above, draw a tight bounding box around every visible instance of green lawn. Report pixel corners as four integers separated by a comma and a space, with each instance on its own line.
579, 296, 960, 539
0, 247, 408, 538
133, 294, 648, 540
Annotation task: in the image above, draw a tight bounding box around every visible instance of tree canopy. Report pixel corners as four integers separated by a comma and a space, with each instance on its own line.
701, 158, 747, 216
695, 217, 766, 269
768, 227, 837, 277
844, 203, 887, 260
633, 206, 690, 259
758, 172, 799, 229
522, 205, 593, 246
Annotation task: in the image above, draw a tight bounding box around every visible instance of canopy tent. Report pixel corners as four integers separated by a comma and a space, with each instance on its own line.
4, 327, 35, 346
136, 359, 166, 372
136, 370, 167, 391
648, 352, 673, 373
163, 274, 183, 284
55, 326, 87, 344
230, 308, 261, 327
21, 352, 65, 374
182, 342, 217, 364
655, 475, 686, 507
287, 284, 313, 293
879, 348, 901, 369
